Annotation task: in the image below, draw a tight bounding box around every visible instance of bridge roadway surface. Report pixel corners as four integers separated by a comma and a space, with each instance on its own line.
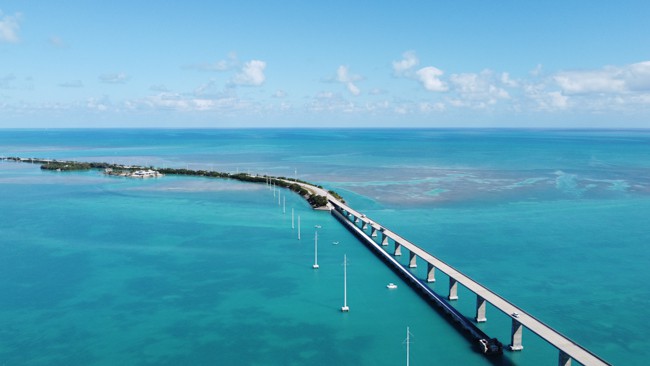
291, 181, 610, 366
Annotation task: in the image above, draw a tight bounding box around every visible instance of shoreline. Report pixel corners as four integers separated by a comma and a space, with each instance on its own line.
0, 156, 341, 209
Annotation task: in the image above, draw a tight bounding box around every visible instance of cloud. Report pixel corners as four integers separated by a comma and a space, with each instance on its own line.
449, 70, 509, 106
149, 84, 169, 92
271, 89, 287, 98
501, 72, 518, 87
193, 80, 218, 96
86, 97, 111, 112
416, 66, 448, 92
530, 64, 543, 77
132, 92, 250, 113
552, 61, 650, 95
393, 51, 448, 92
58, 80, 83, 88
554, 68, 625, 95
189, 52, 239, 72
231, 60, 266, 86
0, 11, 21, 43
99, 72, 129, 84
547, 91, 569, 109
392, 51, 419, 76
523, 82, 570, 111
624, 61, 650, 91
336, 65, 362, 96
309, 91, 358, 113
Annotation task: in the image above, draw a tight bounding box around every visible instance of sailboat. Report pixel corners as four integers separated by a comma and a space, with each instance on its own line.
341, 254, 349, 312
312, 230, 319, 269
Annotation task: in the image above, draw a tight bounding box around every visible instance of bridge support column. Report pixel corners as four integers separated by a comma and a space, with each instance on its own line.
426, 262, 436, 282
475, 296, 487, 322
409, 251, 417, 268
361, 221, 368, 230
381, 233, 389, 246
448, 278, 458, 300
558, 350, 571, 366
370, 227, 378, 237
354, 216, 359, 223
394, 242, 402, 256
509, 319, 524, 351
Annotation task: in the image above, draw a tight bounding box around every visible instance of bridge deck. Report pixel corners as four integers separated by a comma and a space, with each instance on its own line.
329, 197, 610, 366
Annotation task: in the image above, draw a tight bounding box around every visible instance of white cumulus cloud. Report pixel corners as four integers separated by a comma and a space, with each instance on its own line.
0, 11, 21, 43
393, 51, 448, 92
416, 66, 448, 92
622, 61, 650, 91
336, 65, 361, 96
449, 70, 509, 106
554, 68, 625, 95
392, 51, 419, 76
232, 60, 266, 86
553, 61, 650, 95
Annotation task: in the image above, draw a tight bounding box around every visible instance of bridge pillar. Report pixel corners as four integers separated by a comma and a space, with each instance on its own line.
426, 262, 436, 282
394, 242, 402, 256
558, 350, 571, 366
381, 233, 389, 246
370, 227, 378, 237
448, 278, 458, 300
354, 216, 359, 223
408, 251, 417, 268
509, 319, 524, 351
361, 221, 368, 230
475, 295, 487, 322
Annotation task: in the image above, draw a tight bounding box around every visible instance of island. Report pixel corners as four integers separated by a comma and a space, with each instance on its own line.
0, 156, 343, 209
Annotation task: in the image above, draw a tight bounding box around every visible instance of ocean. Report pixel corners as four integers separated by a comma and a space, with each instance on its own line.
1, 129, 648, 365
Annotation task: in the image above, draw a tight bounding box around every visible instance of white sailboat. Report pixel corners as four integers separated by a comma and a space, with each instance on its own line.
341, 254, 349, 312
312, 230, 319, 269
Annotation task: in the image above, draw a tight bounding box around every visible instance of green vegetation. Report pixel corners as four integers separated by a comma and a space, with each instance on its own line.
40, 161, 92, 171
308, 195, 329, 207
328, 190, 345, 203
1, 156, 343, 209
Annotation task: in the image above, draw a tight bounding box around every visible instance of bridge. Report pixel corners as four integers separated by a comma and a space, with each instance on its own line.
320, 192, 610, 366
4, 157, 612, 365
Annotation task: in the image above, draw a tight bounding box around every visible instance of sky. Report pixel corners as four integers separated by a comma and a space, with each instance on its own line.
1, 1, 650, 128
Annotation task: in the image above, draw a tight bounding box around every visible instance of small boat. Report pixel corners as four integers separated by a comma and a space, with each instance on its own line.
387, 283, 398, 289
477, 338, 503, 355
332, 241, 339, 245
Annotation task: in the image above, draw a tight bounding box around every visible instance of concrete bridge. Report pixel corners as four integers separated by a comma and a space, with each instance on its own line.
326, 196, 610, 366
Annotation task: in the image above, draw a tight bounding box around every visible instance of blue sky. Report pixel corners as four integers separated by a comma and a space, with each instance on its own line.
1, 1, 650, 128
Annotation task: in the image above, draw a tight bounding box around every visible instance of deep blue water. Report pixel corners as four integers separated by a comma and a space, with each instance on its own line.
1, 129, 649, 365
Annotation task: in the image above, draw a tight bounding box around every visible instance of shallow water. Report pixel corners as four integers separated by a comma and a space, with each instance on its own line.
1, 129, 649, 365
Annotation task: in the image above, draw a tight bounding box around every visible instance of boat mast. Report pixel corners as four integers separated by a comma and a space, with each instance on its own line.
313, 230, 319, 269
341, 254, 349, 312
406, 326, 410, 366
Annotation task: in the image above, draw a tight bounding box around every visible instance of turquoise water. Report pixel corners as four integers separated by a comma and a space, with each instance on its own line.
1, 129, 649, 365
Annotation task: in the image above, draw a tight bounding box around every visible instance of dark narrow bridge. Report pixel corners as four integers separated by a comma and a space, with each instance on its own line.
325, 194, 610, 366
